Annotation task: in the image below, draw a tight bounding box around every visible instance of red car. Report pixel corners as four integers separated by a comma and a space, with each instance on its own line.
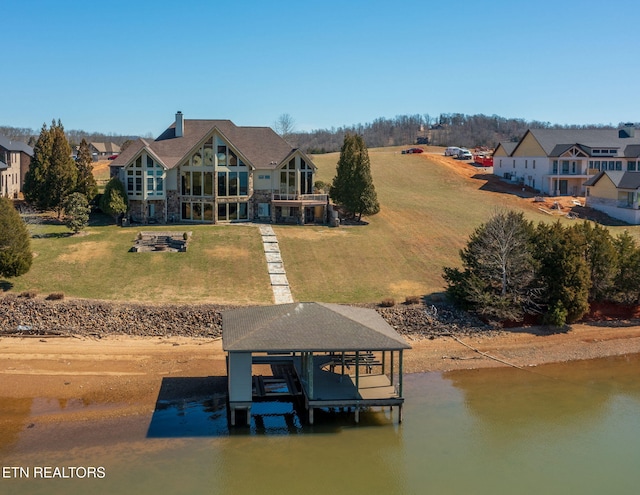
107, 154, 119, 160
404, 148, 424, 154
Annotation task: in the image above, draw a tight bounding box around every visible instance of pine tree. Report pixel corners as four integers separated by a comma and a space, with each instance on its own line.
75, 138, 98, 201
574, 221, 618, 301
534, 222, 591, 324
64, 192, 90, 233
100, 177, 128, 223
23, 120, 77, 216
330, 133, 380, 221
23, 123, 53, 208
612, 231, 640, 304
0, 197, 32, 278
47, 120, 77, 218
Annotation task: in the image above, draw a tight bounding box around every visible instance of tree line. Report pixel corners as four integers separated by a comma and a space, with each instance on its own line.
0, 125, 141, 149
443, 210, 640, 327
287, 113, 616, 153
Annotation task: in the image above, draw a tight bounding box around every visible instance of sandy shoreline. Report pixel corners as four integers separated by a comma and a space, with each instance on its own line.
2, 322, 640, 429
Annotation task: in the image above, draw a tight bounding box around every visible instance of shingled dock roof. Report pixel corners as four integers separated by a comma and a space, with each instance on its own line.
222, 302, 411, 353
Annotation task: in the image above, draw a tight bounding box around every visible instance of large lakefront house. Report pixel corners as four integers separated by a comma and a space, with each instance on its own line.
493, 125, 640, 197
110, 112, 328, 225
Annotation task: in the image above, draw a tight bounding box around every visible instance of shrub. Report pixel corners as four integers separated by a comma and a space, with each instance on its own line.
543, 300, 567, 327
46, 292, 65, 301
404, 295, 421, 305
183, 232, 189, 241
19, 291, 38, 299
380, 298, 395, 307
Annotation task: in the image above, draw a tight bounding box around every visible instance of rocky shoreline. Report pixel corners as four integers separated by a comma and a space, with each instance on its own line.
0, 295, 493, 340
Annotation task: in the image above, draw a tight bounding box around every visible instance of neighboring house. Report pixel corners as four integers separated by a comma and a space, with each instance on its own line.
584, 171, 640, 224
89, 142, 120, 160
0, 135, 33, 198
493, 125, 640, 196
110, 112, 328, 225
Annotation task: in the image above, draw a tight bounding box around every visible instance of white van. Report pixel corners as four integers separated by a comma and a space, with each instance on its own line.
444, 146, 461, 156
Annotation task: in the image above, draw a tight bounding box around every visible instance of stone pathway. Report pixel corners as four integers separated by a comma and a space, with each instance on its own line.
259, 225, 294, 304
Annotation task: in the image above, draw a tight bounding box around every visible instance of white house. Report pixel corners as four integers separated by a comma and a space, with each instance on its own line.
493, 125, 640, 196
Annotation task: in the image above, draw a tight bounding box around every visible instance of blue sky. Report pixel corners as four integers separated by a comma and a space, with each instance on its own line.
3, 0, 639, 137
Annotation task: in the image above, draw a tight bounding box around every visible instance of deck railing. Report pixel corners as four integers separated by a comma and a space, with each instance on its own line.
272, 193, 328, 202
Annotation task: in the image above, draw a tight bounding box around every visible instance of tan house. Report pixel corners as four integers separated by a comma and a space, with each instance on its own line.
0, 135, 33, 198
584, 171, 640, 224
110, 112, 328, 225
89, 142, 120, 160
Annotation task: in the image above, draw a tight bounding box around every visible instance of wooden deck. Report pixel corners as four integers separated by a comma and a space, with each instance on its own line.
293, 354, 404, 424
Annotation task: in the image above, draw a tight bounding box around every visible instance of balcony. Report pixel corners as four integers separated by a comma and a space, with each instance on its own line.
271, 193, 328, 205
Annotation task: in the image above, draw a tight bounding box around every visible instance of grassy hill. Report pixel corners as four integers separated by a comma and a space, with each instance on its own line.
6, 147, 632, 305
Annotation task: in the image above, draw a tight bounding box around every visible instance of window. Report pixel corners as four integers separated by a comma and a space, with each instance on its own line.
217, 171, 248, 196
218, 202, 249, 221
182, 172, 191, 195
616, 161, 622, 171
561, 161, 569, 174
525, 160, 528, 169
553, 160, 558, 174
533, 160, 536, 169
628, 161, 637, 171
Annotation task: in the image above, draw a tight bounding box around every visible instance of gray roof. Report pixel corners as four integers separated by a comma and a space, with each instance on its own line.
496, 141, 517, 155
222, 302, 411, 353
111, 118, 301, 170
517, 128, 640, 158
0, 135, 33, 156
584, 170, 640, 190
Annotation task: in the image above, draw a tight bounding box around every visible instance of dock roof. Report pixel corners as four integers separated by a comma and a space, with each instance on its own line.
222, 302, 411, 353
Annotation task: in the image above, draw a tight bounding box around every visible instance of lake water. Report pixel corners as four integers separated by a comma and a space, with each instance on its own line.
2, 354, 640, 495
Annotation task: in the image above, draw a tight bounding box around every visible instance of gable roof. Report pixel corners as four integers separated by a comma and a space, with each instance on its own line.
494, 141, 517, 156
111, 118, 296, 170
584, 170, 640, 190
90, 142, 120, 153
0, 135, 34, 156
222, 302, 411, 353
514, 128, 640, 158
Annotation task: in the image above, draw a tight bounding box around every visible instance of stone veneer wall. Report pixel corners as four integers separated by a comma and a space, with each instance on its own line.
166, 190, 180, 223
251, 190, 272, 221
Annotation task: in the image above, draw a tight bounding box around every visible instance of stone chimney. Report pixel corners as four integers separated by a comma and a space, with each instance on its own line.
175, 111, 184, 138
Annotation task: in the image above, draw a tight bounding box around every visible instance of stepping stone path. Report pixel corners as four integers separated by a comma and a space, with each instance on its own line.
259, 225, 294, 304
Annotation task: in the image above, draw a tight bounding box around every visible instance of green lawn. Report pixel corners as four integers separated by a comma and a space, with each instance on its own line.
7, 147, 640, 305
7, 223, 272, 305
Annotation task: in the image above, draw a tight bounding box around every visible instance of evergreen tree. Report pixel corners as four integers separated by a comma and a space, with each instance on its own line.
534, 222, 591, 325
0, 197, 32, 278
100, 177, 128, 223
612, 231, 640, 304
47, 120, 77, 218
574, 222, 617, 301
63, 192, 90, 233
23, 123, 53, 208
75, 138, 98, 201
23, 120, 77, 216
330, 133, 380, 220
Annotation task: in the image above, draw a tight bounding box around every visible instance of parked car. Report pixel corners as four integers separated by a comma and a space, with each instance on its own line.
402, 148, 424, 154
107, 154, 119, 160
444, 146, 462, 156
457, 149, 473, 160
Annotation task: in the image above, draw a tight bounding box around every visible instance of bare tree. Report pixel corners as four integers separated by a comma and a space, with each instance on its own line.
274, 114, 296, 141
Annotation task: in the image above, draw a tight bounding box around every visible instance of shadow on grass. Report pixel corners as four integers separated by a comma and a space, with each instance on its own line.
0, 281, 14, 292
31, 232, 74, 239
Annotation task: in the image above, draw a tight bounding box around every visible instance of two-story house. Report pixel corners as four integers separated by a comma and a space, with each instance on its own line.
89, 142, 120, 160
110, 112, 327, 225
0, 135, 33, 199
493, 126, 640, 197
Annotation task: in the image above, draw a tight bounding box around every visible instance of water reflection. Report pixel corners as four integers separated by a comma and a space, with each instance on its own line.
443, 354, 640, 443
